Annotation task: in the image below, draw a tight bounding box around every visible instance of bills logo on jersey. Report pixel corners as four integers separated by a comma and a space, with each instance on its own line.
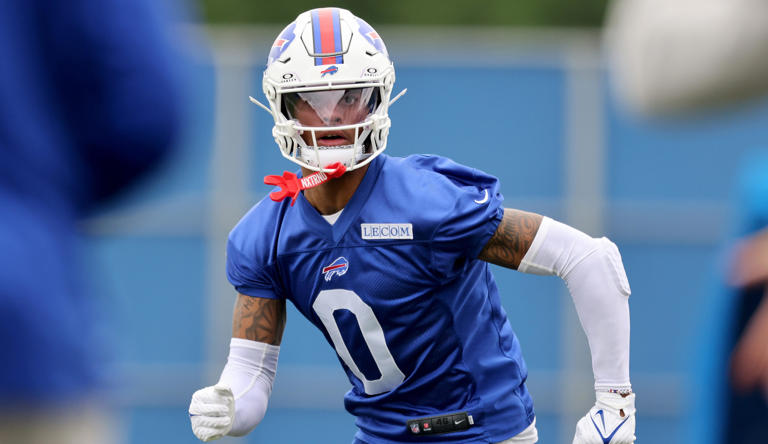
322, 257, 349, 281
321, 65, 338, 77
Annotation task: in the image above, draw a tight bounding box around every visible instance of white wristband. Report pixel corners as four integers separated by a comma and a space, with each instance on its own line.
218, 338, 280, 436
519, 217, 632, 392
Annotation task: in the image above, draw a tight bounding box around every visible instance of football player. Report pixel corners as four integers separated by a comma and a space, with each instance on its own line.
190, 8, 635, 444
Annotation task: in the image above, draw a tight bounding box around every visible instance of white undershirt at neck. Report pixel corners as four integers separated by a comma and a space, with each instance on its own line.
321, 208, 344, 225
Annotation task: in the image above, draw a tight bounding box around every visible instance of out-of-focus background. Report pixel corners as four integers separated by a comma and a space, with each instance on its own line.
59, 0, 768, 443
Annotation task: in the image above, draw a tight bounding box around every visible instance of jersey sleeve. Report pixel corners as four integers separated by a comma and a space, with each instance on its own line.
226, 235, 283, 300
423, 157, 504, 278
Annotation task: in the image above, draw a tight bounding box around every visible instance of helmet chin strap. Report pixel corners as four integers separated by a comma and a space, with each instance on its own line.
263, 162, 347, 206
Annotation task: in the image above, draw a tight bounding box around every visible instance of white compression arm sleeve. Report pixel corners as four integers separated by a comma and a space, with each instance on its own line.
218, 338, 280, 436
518, 217, 632, 392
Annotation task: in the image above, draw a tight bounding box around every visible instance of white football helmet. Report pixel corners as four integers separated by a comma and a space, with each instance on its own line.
252, 8, 404, 173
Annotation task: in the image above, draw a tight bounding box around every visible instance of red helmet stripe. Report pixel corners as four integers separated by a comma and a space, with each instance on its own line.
312, 8, 344, 66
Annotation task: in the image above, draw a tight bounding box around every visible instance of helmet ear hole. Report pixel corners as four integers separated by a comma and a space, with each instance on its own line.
264, 83, 277, 101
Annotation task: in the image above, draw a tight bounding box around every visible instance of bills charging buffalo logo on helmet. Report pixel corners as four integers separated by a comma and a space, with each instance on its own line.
322, 257, 349, 281
267, 22, 297, 65
356, 18, 387, 56
320, 65, 338, 77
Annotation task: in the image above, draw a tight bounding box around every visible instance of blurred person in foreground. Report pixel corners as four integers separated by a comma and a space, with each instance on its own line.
0, 0, 181, 443
605, 1, 768, 443
189, 7, 635, 444
722, 155, 768, 444
730, 231, 768, 399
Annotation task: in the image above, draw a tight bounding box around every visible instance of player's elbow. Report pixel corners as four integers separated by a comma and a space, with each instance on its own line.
568, 237, 631, 297
599, 237, 631, 297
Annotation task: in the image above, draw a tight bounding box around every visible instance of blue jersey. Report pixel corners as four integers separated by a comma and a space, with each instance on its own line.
227, 154, 534, 443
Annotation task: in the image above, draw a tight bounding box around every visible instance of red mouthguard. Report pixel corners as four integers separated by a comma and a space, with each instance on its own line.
263, 162, 347, 206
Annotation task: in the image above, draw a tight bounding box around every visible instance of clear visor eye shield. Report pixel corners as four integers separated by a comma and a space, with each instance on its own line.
284, 87, 377, 168
250, 85, 406, 172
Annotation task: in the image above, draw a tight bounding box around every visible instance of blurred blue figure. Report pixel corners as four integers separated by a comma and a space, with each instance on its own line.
0, 0, 180, 442
690, 153, 768, 444
721, 153, 768, 444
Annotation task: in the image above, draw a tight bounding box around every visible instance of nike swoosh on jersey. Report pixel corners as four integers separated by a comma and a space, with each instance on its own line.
590, 410, 629, 444
454, 418, 465, 425
474, 189, 489, 204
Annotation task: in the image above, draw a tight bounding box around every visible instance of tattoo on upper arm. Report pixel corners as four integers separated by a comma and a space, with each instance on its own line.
232, 294, 286, 345
478, 208, 543, 269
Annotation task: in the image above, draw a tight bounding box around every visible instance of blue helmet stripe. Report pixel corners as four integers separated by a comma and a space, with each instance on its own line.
332, 8, 343, 64
311, 10, 322, 66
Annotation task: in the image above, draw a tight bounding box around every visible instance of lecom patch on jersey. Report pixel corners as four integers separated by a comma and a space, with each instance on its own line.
361, 223, 413, 240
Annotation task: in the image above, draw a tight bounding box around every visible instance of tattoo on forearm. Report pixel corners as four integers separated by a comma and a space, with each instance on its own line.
232, 294, 286, 345
478, 208, 542, 269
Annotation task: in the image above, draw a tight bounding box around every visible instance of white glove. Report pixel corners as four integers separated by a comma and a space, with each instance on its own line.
189, 384, 235, 442
572, 392, 636, 444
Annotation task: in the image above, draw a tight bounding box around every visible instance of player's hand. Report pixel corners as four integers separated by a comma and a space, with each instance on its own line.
189, 384, 235, 442
572, 392, 636, 444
